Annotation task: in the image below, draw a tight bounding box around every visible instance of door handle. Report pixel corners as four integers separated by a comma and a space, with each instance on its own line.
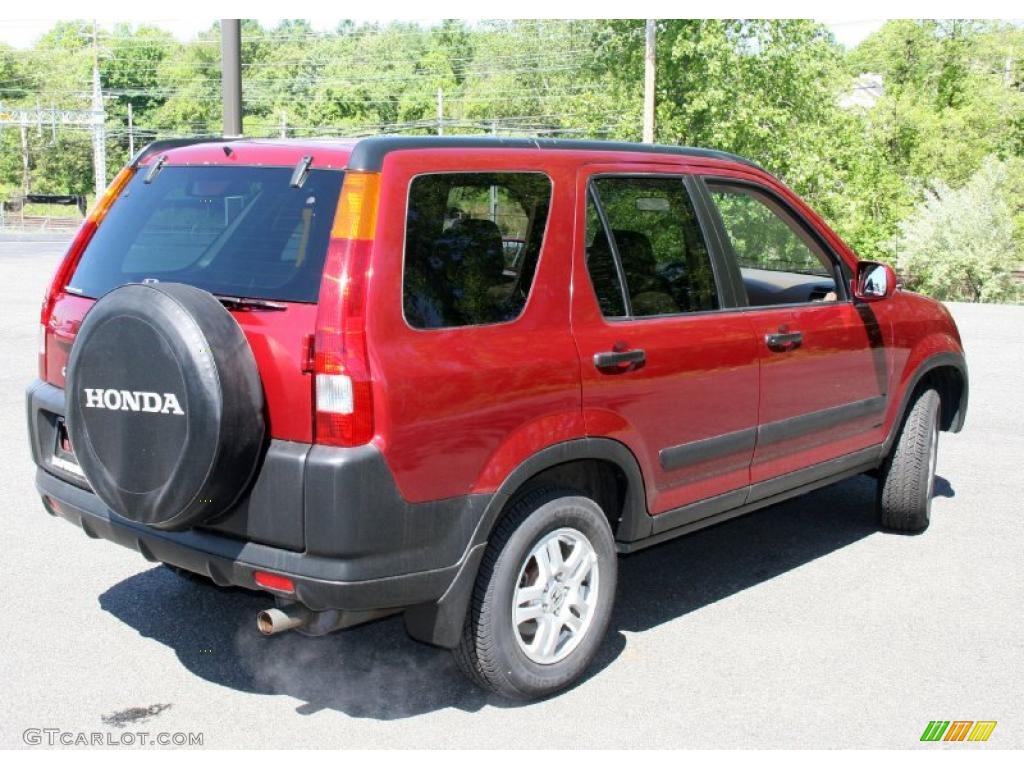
765, 331, 803, 351
594, 348, 646, 371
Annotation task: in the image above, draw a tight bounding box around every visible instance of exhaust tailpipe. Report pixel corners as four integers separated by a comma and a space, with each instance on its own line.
256, 604, 401, 637
256, 605, 310, 635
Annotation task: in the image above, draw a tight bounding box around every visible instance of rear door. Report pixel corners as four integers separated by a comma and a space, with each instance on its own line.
701, 178, 889, 489
571, 165, 760, 532
62, 163, 343, 442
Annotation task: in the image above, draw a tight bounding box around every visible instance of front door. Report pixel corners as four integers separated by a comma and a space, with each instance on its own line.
703, 179, 889, 488
571, 167, 760, 531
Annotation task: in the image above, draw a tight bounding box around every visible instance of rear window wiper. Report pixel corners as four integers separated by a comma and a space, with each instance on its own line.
144, 155, 168, 184
213, 294, 287, 311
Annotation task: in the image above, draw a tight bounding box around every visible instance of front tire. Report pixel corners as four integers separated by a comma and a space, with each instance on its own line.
878, 388, 941, 532
454, 488, 617, 700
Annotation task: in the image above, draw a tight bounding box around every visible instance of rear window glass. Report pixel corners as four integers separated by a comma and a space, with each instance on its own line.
403, 172, 552, 329
68, 165, 344, 303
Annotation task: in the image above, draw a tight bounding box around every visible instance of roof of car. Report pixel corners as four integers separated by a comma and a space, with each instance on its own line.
132, 135, 763, 174
343, 135, 763, 172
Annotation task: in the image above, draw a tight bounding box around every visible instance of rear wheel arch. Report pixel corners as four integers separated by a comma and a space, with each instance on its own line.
402, 438, 648, 650
478, 438, 650, 547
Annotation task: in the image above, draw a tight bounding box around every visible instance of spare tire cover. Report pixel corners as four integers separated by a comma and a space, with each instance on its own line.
66, 282, 266, 530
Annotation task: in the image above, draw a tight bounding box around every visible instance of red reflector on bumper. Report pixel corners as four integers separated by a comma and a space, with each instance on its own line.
254, 571, 295, 594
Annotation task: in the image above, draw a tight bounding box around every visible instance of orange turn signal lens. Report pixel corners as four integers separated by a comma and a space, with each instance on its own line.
87, 165, 135, 223
331, 172, 381, 241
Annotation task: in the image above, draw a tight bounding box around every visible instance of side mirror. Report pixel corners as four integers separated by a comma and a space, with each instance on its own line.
853, 261, 897, 302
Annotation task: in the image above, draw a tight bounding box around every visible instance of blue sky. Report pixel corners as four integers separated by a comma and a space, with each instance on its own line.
0, 18, 886, 50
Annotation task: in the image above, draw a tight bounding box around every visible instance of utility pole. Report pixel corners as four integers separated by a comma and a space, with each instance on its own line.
127, 102, 134, 158
489, 120, 498, 221
436, 88, 444, 136
279, 111, 287, 138
91, 22, 107, 198
20, 122, 30, 194
221, 19, 243, 137
643, 19, 656, 144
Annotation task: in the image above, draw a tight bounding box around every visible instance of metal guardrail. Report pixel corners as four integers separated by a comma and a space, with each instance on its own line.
0, 214, 82, 233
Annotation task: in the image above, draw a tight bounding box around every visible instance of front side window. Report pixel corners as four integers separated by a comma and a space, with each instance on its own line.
586, 176, 718, 318
403, 172, 551, 329
708, 182, 842, 306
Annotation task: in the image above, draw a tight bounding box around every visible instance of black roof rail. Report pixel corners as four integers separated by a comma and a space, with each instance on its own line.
128, 136, 237, 168
345, 135, 765, 173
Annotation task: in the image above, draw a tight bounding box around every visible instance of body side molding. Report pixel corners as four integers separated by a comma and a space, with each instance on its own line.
659, 427, 757, 472
622, 445, 882, 553
757, 395, 887, 446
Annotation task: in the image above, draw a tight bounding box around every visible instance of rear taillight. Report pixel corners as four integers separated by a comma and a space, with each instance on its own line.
39, 165, 135, 380
312, 172, 380, 447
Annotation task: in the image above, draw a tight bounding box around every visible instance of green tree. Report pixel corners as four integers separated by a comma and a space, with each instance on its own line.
894, 158, 1021, 302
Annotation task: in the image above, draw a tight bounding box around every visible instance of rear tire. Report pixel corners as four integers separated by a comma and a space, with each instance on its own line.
453, 487, 617, 700
878, 388, 941, 532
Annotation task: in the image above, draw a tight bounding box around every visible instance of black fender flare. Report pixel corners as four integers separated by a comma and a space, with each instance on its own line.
404, 437, 650, 648
882, 351, 968, 458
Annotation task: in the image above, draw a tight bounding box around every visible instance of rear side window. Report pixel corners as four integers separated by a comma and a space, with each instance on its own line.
587, 176, 718, 317
68, 166, 343, 303
403, 172, 551, 329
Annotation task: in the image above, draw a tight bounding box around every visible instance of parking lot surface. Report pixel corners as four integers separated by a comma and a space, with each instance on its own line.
1, 235, 1021, 748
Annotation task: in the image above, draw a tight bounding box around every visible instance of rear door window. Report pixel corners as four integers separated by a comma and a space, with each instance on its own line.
403, 172, 552, 329
587, 176, 719, 317
68, 165, 344, 303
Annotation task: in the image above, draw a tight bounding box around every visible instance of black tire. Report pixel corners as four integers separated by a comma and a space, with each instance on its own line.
453, 487, 617, 700
877, 388, 941, 532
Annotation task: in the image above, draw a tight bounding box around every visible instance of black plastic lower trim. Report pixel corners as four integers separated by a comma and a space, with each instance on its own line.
27, 379, 491, 580
36, 468, 470, 613
620, 445, 882, 553
882, 352, 968, 454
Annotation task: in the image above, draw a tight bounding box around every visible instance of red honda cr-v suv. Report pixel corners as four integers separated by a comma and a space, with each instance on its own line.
27, 136, 967, 699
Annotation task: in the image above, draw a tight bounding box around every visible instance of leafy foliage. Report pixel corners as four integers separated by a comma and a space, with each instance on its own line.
894, 158, 1022, 302
0, 18, 1022, 301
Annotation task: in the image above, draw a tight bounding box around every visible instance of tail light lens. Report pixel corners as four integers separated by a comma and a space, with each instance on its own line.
313, 172, 380, 447
39, 165, 135, 380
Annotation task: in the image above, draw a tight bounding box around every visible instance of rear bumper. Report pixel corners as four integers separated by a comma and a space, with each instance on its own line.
35, 468, 482, 612
27, 379, 490, 617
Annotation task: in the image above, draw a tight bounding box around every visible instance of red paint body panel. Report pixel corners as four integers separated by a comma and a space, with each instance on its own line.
366, 150, 584, 501
40, 138, 967, 521
746, 302, 891, 482
570, 163, 760, 514
138, 139, 356, 171
233, 305, 317, 442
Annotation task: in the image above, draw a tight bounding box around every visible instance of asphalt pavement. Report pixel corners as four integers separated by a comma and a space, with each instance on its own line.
1, 235, 1021, 748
